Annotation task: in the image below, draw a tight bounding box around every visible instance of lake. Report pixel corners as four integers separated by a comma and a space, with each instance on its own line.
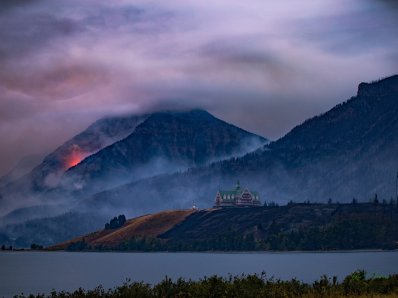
1, 251, 397, 297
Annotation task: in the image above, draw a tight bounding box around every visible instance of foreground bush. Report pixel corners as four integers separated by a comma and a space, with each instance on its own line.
14, 271, 398, 298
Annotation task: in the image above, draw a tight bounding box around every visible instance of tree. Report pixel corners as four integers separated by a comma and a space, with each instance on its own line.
109, 217, 118, 229
105, 214, 127, 230
118, 214, 126, 226
373, 194, 379, 205
30, 243, 43, 250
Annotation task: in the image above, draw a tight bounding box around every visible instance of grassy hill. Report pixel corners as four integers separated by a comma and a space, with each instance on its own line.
50, 202, 398, 252
50, 210, 195, 250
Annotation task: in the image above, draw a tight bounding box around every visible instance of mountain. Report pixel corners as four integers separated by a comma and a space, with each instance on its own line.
0, 113, 148, 215
80, 75, 398, 217
51, 203, 398, 251
0, 110, 267, 246
30, 113, 149, 190
0, 110, 265, 211
58, 109, 266, 195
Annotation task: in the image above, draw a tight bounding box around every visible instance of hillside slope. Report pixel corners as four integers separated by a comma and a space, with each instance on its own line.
51, 209, 195, 250
53, 204, 398, 251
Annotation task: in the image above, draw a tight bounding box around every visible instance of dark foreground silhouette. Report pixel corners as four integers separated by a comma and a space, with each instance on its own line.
15, 271, 398, 298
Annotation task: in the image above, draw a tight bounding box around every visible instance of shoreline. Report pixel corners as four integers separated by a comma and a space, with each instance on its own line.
4, 248, 398, 254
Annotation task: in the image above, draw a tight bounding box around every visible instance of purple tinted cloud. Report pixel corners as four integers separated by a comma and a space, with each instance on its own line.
0, 0, 397, 175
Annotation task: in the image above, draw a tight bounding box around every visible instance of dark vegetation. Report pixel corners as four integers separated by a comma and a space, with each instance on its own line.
65, 202, 398, 252
30, 243, 44, 250
105, 214, 126, 230
14, 271, 398, 298
0, 244, 12, 251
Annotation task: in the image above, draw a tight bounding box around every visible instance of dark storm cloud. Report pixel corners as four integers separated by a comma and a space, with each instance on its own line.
0, 0, 38, 12
0, 10, 79, 61
0, 0, 397, 175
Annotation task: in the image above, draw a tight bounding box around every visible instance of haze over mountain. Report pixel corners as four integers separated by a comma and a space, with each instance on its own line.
0, 75, 397, 248
80, 75, 398, 215
59, 110, 266, 196
0, 113, 149, 214
0, 154, 44, 188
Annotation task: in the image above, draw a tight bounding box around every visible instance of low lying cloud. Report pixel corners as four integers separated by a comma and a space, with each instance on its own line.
0, 0, 397, 175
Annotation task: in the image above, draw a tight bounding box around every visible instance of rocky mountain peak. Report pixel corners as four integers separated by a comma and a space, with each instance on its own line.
357, 75, 398, 98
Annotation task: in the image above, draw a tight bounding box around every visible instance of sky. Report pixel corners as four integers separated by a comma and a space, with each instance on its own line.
0, 0, 397, 176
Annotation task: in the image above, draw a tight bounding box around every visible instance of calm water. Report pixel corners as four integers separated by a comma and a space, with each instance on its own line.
0, 251, 397, 297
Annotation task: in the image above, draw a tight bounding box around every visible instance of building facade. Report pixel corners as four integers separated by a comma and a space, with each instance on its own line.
213, 181, 262, 207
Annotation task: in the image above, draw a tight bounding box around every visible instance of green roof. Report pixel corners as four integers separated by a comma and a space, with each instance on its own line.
217, 181, 260, 201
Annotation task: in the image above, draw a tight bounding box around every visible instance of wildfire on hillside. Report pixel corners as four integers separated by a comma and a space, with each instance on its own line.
65, 144, 85, 169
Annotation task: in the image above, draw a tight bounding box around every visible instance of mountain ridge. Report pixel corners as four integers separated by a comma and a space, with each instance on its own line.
79, 75, 398, 217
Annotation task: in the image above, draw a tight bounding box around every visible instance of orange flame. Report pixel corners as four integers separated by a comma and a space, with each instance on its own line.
68, 154, 82, 168
65, 145, 84, 169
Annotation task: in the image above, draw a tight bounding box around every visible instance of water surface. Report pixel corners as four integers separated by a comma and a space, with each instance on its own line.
1, 251, 397, 297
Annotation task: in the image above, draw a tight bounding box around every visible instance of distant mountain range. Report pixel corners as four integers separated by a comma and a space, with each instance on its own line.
0, 74, 397, 248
